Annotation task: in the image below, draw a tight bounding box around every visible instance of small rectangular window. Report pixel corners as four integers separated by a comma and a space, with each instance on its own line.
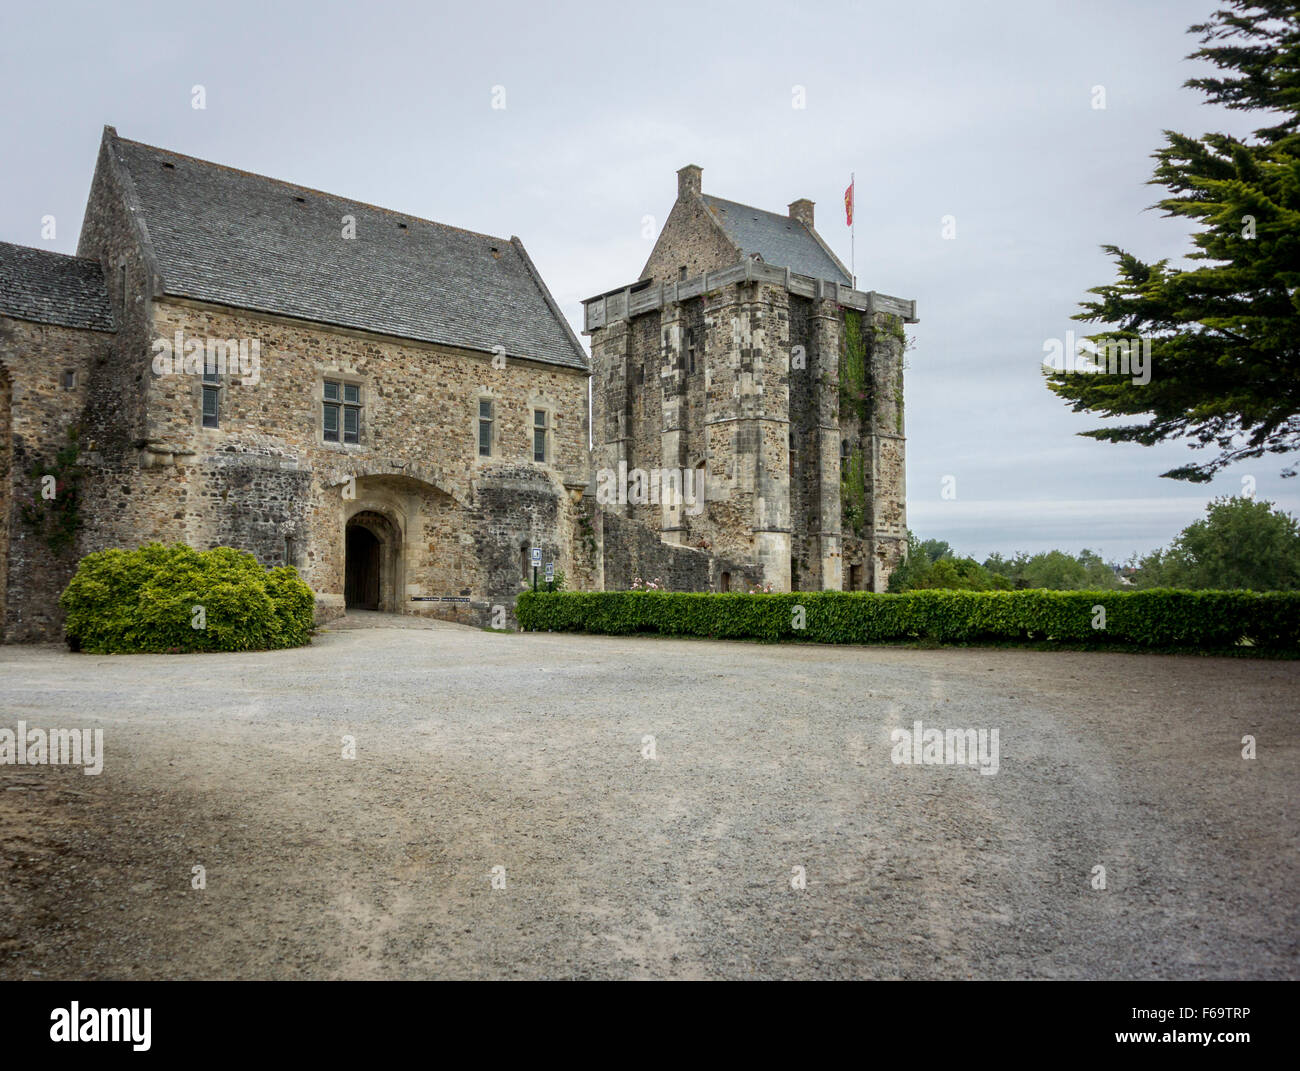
533, 409, 548, 463
478, 399, 493, 457
61, 370, 77, 390
323, 378, 361, 444
202, 350, 222, 383
686, 328, 698, 374
202, 385, 220, 428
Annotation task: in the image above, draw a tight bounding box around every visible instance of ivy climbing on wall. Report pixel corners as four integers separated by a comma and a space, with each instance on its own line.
839, 309, 872, 539
840, 446, 868, 537
19, 426, 82, 557
840, 308, 871, 426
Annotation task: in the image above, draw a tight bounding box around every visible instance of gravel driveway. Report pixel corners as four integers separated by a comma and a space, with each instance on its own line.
1, 623, 1295, 979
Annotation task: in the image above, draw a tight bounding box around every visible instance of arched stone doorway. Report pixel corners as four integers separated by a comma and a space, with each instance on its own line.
345, 510, 400, 611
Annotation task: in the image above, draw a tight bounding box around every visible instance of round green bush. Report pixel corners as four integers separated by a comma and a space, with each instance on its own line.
60, 543, 316, 654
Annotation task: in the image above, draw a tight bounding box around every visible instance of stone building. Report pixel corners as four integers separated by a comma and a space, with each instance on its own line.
0, 127, 591, 640
582, 165, 917, 593
0, 135, 918, 642
0, 243, 116, 641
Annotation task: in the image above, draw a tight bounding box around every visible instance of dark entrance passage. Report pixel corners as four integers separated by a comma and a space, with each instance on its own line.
345, 524, 382, 609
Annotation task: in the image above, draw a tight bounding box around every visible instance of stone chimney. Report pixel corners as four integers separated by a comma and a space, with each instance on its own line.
678, 164, 702, 200
788, 199, 815, 229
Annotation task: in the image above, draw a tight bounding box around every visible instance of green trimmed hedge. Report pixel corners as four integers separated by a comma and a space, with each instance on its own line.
516, 589, 1300, 652
61, 543, 316, 654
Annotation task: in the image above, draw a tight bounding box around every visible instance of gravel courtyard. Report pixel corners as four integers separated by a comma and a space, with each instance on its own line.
1, 621, 1296, 980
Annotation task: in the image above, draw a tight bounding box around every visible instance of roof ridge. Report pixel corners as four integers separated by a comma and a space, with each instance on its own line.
702, 189, 850, 285
703, 193, 791, 221
0, 239, 102, 266
116, 135, 515, 245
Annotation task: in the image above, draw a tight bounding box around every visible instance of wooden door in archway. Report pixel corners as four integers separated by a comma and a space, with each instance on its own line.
345, 524, 381, 609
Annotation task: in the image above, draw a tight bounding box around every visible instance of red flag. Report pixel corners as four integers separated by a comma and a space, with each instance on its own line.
844, 178, 854, 226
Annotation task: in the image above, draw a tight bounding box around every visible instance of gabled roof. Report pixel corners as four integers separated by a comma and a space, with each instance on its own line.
0, 241, 115, 332
702, 194, 851, 286
103, 129, 587, 370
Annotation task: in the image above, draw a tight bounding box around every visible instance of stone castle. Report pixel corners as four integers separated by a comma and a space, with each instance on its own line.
0, 130, 916, 642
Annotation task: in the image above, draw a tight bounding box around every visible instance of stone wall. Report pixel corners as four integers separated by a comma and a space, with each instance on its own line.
77, 134, 158, 459
0, 315, 114, 641
594, 508, 761, 593
861, 311, 908, 591
68, 297, 590, 631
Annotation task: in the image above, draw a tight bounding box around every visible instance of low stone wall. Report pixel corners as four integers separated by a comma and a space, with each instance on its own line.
595, 508, 762, 593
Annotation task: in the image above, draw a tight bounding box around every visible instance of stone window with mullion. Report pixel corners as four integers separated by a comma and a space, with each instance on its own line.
324, 379, 361, 444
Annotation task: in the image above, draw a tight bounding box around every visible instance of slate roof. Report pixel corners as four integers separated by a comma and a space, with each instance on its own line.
107, 131, 587, 370
702, 195, 851, 286
0, 241, 115, 331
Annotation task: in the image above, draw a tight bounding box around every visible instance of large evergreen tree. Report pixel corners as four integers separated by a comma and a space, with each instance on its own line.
1047, 1, 1300, 480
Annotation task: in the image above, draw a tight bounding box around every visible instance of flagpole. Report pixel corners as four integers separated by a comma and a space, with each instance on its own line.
850, 171, 856, 289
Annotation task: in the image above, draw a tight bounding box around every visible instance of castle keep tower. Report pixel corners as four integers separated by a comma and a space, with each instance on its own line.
583, 165, 917, 592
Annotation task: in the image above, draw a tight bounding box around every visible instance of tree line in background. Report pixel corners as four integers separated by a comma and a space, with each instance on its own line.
888, 495, 1300, 593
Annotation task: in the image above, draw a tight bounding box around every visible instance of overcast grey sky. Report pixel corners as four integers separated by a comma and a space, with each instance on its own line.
2, 0, 1293, 561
